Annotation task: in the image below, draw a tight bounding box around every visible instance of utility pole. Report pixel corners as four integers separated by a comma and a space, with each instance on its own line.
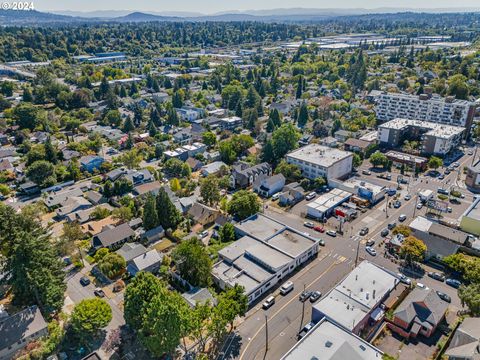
264, 315, 269, 353
299, 284, 306, 331
355, 238, 361, 267
385, 196, 389, 218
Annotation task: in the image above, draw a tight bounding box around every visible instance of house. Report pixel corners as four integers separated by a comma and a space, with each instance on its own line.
298, 134, 314, 147
344, 138, 371, 155
188, 202, 221, 226
253, 174, 286, 198
132, 181, 162, 197
279, 182, 305, 206
55, 196, 92, 219
182, 288, 217, 308
230, 162, 271, 189
0, 306, 48, 360
0, 158, 13, 172
18, 181, 39, 195
140, 225, 165, 244
201, 161, 227, 177
186, 157, 203, 172
116, 242, 147, 262
127, 249, 163, 276
173, 129, 192, 145
219, 116, 243, 131
62, 149, 80, 161
81, 216, 117, 236
445, 318, 480, 360
321, 136, 338, 148
84, 190, 107, 205
389, 288, 449, 339
66, 204, 113, 224
80, 155, 104, 173
334, 129, 356, 142
44, 188, 83, 209
92, 222, 135, 249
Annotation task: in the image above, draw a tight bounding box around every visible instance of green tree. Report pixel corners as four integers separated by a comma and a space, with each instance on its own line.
228, 190, 260, 220
118, 149, 142, 169
458, 283, 480, 316
0, 205, 65, 315
156, 187, 181, 230
112, 206, 133, 223
297, 102, 309, 127
428, 156, 443, 170
71, 298, 112, 339
26, 160, 56, 187
352, 153, 362, 168
200, 175, 221, 207
400, 236, 427, 265
173, 238, 212, 287
448, 74, 469, 100
143, 193, 159, 231
202, 131, 217, 147
219, 223, 236, 243
13, 103, 40, 130
94, 248, 110, 263
219, 141, 237, 164
44, 137, 58, 164
123, 116, 135, 133
369, 152, 388, 168
98, 253, 126, 279
275, 160, 302, 182
271, 123, 300, 159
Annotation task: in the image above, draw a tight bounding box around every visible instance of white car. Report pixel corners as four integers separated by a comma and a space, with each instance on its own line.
306, 192, 316, 201
199, 230, 209, 238
416, 203, 423, 210
272, 193, 280, 201
404, 195, 412, 201
304, 222, 314, 228
398, 214, 407, 222
365, 246, 377, 256
326, 230, 337, 237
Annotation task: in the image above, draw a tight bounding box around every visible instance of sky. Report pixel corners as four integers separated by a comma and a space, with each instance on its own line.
38, 0, 480, 14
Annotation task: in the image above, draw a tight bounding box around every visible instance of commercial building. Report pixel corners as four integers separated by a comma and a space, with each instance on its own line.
385, 151, 428, 171
465, 160, 480, 193
312, 261, 399, 335
281, 318, 383, 360
372, 92, 476, 131
212, 214, 320, 304
333, 178, 386, 205
306, 188, 352, 220
378, 118, 465, 155
460, 196, 480, 236
286, 144, 353, 181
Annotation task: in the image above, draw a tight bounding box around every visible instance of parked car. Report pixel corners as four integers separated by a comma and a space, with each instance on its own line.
318, 239, 326, 246
272, 193, 280, 201
94, 288, 105, 298
416, 203, 423, 210
80, 276, 91, 286
362, 170, 372, 175
365, 246, 377, 256
398, 214, 407, 222
263, 296, 275, 309
447, 207, 452, 213
310, 291, 322, 303
306, 192, 316, 201
393, 201, 401, 208
280, 281, 294, 295
297, 322, 315, 339
387, 222, 396, 230
199, 230, 209, 239
436, 291, 451, 303
381, 229, 389, 237
428, 272, 446, 282
304, 222, 314, 229
326, 230, 337, 237
359, 227, 369, 236
299, 291, 313, 302
366, 239, 375, 247
397, 273, 412, 285
416, 282, 428, 289
404, 195, 412, 201
438, 188, 449, 195
314, 225, 325, 233
446, 278, 461, 288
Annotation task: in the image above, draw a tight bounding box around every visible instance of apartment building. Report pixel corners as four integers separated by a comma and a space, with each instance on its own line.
286, 144, 353, 181
372, 92, 476, 131
378, 118, 465, 155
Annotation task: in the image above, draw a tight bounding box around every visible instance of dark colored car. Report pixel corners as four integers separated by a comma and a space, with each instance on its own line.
94, 288, 105, 298
366, 239, 375, 247
79, 276, 90, 286
359, 227, 369, 236
299, 291, 313, 302
446, 278, 462, 288
381, 229, 389, 237
436, 291, 451, 303
428, 272, 446, 282
310, 291, 322, 303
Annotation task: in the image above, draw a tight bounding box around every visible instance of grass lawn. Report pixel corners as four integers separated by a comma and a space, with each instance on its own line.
152, 239, 174, 252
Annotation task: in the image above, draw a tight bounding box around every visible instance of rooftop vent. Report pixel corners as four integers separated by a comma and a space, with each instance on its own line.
325, 341, 333, 348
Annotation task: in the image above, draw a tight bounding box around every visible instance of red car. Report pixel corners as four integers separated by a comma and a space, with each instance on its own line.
313, 226, 325, 233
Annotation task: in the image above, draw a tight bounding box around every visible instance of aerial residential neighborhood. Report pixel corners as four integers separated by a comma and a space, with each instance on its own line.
1, 3, 480, 360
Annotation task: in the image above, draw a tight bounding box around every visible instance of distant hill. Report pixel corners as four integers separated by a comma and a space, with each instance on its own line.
114, 12, 180, 22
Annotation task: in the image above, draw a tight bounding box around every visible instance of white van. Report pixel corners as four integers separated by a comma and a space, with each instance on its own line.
280, 281, 294, 295
263, 296, 275, 309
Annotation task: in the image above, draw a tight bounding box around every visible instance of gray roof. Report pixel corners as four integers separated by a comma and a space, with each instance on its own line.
116, 242, 147, 262
235, 213, 284, 241
130, 249, 162, 271
445, 318, 480, 359
182, 288, 216, 308
44, 188, 83, 208
94, 222, 134, 247
394, 288, 448, 328
0, 305, 47, 350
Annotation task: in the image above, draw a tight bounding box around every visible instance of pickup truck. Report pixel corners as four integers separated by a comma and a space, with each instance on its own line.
297, 322, 315, 339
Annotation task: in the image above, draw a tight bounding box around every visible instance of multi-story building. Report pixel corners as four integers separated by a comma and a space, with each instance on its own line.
465, 160, 480, 193
378, 118, 465, 155
372, 92, 476, 131
286, 144, 353, 181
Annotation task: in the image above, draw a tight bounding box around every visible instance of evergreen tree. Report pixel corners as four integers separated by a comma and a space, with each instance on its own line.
156, 187, 181, 230
44, 136, 58, 164
148, 119, 157, 137
150, 107, 162, 127
123, 116, 135, 133
172, 92, 183, 108
297, 102, 309, 127
143, 193, 159, 231
295, 76, 303, 99
99, 76, 109, 99
23, 87, 33, 102
119, 85, 127, 98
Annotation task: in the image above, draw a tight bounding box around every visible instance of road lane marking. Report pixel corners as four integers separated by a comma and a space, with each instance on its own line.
238, 261, 339, 360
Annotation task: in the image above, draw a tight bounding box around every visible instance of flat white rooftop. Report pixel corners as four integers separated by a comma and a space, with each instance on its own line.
287, 144, 352, 168
379, 118, 465, 139
307, 188, 352, 214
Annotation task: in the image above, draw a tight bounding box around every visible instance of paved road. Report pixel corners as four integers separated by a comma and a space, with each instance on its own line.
221, 148, 477, 360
